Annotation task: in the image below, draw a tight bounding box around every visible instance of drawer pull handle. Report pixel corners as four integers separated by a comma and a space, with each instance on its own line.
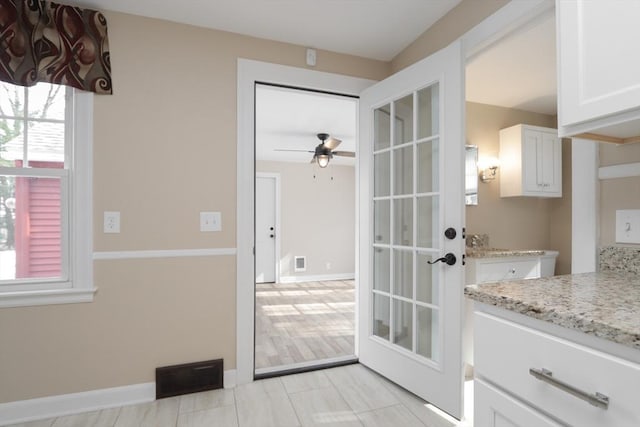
529, 368, 609, 409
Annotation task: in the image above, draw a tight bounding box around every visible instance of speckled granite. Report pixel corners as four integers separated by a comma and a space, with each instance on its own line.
600, 246, 640, 275
465, 271, 640, 351
466, 248, 546, 258
466, 233, 489, 248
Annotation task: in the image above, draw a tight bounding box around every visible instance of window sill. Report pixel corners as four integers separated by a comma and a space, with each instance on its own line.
0, 288, 97, 308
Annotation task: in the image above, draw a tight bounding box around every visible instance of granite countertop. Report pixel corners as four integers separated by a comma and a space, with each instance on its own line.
464, 271, 640, 351
466, 247, 546, 258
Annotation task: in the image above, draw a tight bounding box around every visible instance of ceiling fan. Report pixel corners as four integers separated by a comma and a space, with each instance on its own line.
274, 133, 355, 168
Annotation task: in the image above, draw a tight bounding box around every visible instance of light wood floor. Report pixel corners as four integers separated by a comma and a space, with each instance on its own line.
255, 280, 355, 371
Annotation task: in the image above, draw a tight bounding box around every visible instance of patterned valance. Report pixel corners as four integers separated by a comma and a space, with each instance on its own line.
0, 0, 112, 94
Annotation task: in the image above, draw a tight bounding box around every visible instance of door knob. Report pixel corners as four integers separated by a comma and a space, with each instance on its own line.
427, 253, 456, 266
444, 228, 457, 240
270, 234, 274, 238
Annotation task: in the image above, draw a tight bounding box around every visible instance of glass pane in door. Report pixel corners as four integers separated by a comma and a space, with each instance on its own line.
393, 95, 413, 145
393, 249, 413, 299
417, 85, 439, 139
373, 294, 390, 340
394, 145, 413, 195
393, 299, 413, 351
370, 82, 442, 364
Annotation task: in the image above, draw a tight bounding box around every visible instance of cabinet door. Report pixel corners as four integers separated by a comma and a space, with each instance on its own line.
476, 379, 563, 427
557, 0, 640, 131
541, 132, 561, 195
522, 129, 541, 194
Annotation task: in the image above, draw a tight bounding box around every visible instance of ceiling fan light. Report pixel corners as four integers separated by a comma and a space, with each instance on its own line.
317, 154, 330, 168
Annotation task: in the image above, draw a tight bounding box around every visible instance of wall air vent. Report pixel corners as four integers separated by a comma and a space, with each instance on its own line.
156, 359, 223, 399
294, 256, 306, 272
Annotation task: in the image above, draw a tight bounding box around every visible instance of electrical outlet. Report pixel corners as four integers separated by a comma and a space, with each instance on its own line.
200, 212, 221, 232
326, 262, 331, 270
104, 211, 120, 233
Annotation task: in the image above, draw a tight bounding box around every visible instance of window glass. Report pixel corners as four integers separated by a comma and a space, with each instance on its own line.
0, 83, 68, 286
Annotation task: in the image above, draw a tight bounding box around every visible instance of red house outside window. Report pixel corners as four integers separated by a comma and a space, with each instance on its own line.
0, 83, 66, 283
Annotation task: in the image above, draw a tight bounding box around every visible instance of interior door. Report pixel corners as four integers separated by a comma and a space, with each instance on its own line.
358, 41, 465, 419
256, 174, 277, 283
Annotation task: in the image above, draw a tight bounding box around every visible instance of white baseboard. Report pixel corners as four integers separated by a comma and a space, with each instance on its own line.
223, 369, 237, 389
278, 273, 355, 284
0, 369, 237, 425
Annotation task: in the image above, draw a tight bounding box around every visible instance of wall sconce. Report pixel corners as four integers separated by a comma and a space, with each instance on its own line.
478, 156, 500, 183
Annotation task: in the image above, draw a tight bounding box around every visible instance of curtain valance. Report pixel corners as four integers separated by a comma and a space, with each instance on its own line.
0, 0, 112, 94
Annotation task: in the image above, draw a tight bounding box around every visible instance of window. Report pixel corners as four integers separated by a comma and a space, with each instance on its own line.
0, 82, 94, 307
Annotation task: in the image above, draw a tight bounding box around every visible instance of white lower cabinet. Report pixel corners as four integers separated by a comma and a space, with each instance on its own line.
474, 311, 640, 427
475, 379, 562, 427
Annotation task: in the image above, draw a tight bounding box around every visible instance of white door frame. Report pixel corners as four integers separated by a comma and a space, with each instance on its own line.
236, 0, 554, 386
236, 59, 375, 384
256, 172, 281, 283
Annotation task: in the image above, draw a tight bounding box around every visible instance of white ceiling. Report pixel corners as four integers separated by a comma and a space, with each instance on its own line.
72, 0, 462, 61
255, 85, 357, 166
466, 10, 557, 115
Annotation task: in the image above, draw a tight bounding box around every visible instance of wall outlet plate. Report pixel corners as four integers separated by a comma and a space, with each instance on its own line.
104, 211, 120, 233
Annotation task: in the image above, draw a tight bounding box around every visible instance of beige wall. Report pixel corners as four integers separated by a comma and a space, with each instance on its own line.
599, 143, 640, 246
465, 102, 571, 273
0, 12, 388, 403
548, 139, 572, 275
391, 0, 509, 73
257, 161, 355, 278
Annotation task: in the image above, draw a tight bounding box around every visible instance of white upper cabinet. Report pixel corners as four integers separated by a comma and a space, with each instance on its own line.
500, 124, 562, 198
556, 0, 640, 141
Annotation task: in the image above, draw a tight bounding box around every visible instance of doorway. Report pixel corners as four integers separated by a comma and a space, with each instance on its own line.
254, 83, 359, 376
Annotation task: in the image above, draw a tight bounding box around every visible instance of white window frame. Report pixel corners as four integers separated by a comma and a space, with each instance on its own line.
0, 86, 95, 307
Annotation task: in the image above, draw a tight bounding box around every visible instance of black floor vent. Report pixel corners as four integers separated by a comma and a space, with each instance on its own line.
156, 359, 223, 399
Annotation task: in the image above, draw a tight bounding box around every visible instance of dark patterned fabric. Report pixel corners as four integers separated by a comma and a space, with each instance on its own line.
0, 0, 112, 94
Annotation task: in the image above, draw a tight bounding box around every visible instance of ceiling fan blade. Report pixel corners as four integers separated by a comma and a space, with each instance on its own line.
332, 151, 356, 158
274, 149, 315, 153
324, 137, 342, 150
310, 155, 317, 164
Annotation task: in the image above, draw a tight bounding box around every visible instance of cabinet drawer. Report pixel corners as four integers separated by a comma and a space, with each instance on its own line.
475, 379, 562, 427
475, 258, 539, 283
475, 312, 640, 427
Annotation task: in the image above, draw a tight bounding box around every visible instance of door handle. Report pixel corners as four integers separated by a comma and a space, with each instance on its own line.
427, 253, 456, 266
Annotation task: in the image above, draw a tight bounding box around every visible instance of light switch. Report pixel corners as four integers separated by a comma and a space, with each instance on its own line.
616, 209, 640, 243
104, 211, 120, 233
200, 211, 221, 232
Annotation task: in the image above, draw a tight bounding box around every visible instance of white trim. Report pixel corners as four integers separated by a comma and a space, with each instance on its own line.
0, 368, 238, 425
0, 89, 93, 309
278, 273, 355, 283
460, 0, 553, 60
572, 139, 599, 273
237, 58, 374, 385
223, 369, 237, 389
93, 248, 237, 260
0, 287, 97, 308
0, 382, 155, 426
598, 162, 640, 180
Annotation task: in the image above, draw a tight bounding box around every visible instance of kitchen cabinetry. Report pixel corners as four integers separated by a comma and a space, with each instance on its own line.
556, 0, 640, 142
474, 310, 640, 427
463, 252, 557, 370
499, 125, 561, 198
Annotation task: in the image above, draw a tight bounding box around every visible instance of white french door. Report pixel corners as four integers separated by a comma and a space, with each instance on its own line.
358, 41, 465, 419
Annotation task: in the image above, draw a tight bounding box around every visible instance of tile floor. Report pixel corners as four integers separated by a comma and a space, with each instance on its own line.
6, 364, 460, 427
